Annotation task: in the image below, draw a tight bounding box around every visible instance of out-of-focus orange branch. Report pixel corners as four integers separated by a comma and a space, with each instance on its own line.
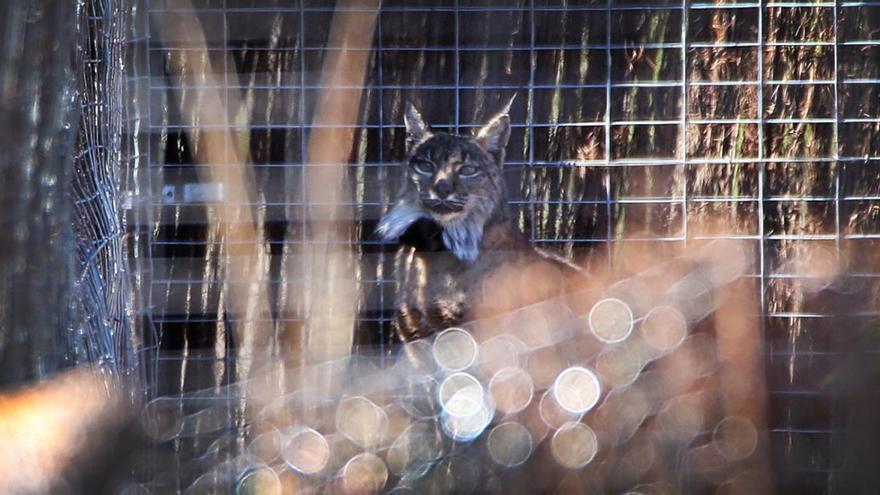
0, 369, 134, 493
303, 0, 381, 362
157, 1, 274, 388
713, 275, 773, 493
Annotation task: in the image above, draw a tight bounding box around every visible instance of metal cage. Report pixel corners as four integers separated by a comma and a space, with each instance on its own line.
124, 1, 880, 492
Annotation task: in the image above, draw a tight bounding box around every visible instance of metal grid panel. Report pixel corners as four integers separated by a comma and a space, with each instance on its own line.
127, 0, 880, 492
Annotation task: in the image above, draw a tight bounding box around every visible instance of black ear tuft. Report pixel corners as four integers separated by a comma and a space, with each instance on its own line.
499, 93, 517, 115
404, 102, 430, 151
475, 95, 514, 164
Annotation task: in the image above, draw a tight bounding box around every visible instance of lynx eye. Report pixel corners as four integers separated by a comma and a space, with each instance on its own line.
411, 159, 436, 176
458, 165, 480, 178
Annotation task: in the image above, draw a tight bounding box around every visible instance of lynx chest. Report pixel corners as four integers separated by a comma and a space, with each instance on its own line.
390, 244, 511, 342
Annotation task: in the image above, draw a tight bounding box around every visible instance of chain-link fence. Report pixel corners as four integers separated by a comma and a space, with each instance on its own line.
74, 0, 139, 382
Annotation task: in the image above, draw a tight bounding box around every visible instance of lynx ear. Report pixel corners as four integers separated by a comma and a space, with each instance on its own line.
475, 95, 514, 164
404, 102, 430, 150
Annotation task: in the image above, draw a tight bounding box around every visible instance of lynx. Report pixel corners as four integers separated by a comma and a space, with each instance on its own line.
377, 100, 584, 342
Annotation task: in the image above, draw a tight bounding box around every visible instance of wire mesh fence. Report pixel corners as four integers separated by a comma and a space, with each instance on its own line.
123, 0, 880, 493
75, 0, 139, 381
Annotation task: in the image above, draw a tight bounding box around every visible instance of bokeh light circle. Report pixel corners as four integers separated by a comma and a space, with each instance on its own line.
589, 298, 635, 343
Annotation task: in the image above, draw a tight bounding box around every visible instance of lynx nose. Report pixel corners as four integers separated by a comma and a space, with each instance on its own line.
434, 179, 453, 199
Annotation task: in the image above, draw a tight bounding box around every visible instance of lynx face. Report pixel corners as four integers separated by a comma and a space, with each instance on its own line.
377, 100, 514, 262
406, 133, 502, 224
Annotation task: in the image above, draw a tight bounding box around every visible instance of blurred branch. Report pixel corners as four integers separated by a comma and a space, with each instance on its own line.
0, 368, 138, 493
157, 0, 274, 389
713, 275, 773, 492
303, 0, 381, 362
